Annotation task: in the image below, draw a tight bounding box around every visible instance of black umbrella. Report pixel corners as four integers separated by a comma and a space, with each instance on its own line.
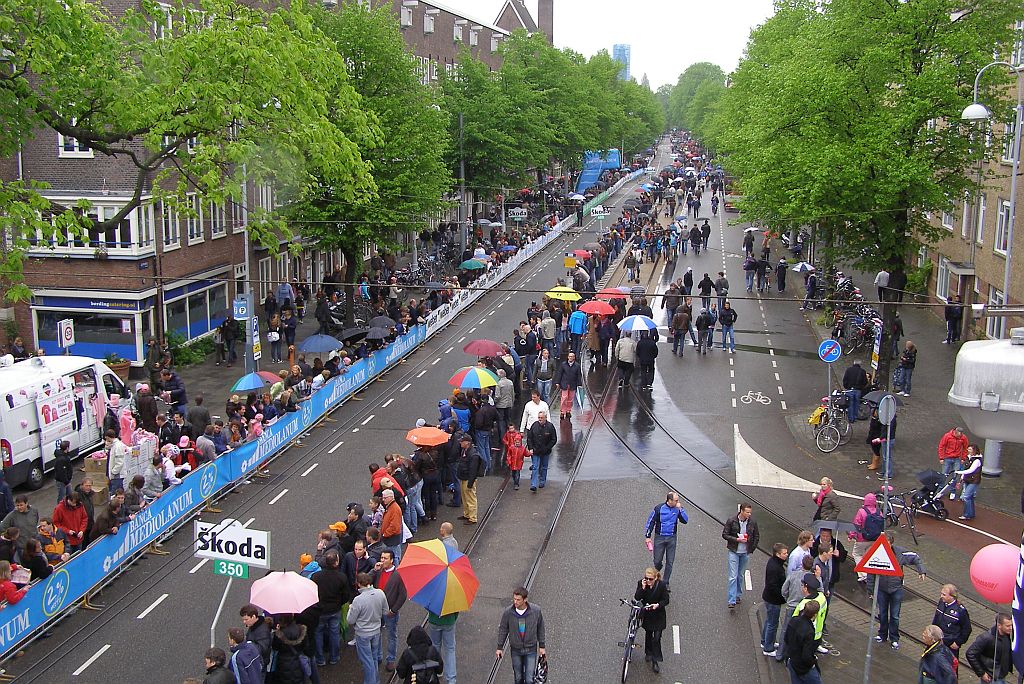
630, 285, 646, 297
340, 327, 369, 342
368, 316, 396, 328
862, 390, 904, 407
425, 282, 443, 290
366, 327, 390, 341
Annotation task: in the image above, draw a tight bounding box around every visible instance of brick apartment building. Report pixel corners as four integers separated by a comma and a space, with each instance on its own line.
3, 0, 552, 364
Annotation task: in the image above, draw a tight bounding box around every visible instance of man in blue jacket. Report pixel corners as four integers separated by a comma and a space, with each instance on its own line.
644, 491, 689, 585
567, 308, 587, 356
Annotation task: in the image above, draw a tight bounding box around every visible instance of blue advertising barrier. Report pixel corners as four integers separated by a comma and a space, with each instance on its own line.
0, 209, 589, 660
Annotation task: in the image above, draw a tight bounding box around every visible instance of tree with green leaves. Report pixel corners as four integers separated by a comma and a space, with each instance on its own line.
0, 0, 378, 302
668, 62, 726, 131
706, 0, 1020, 386
286, 2, 451, 324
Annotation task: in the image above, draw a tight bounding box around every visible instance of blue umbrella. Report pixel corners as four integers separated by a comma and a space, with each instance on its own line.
231, 372, 268, 392
617, 315, 658, 332
501, 245, 518, 252
298, 334, 341, 353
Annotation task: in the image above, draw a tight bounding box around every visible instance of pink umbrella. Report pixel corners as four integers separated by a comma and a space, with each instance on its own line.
249, 571, 319, 615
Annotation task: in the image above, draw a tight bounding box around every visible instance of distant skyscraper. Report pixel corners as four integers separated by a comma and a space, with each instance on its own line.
613, 44, 631, 81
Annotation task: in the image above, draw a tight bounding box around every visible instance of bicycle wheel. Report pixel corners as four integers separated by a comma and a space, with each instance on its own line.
904, 509, 919, 544
621, 636, 635, 683
831, 411, 851, 444
815, 425, 841, 453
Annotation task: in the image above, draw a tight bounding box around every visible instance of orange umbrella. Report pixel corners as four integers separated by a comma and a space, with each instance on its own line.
406, 426, 449, 447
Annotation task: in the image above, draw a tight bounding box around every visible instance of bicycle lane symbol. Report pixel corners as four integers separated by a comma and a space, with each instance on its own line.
739, 391, 772, 405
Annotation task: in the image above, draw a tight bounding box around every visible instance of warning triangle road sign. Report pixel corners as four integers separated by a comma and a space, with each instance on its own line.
854, 534, 904, 577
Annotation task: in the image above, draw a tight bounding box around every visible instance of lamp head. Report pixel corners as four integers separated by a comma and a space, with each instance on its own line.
961, 102, 991, 122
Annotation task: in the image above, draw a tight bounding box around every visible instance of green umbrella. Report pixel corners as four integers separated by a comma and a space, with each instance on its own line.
459, 259, 486, 270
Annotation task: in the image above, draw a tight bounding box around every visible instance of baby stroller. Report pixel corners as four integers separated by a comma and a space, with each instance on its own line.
912, 470, 954, 520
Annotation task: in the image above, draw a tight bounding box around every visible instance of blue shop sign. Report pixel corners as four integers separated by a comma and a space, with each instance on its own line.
34, 296, 141, 312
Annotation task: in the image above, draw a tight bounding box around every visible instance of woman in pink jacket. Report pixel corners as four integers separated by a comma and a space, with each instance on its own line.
849, 493, 881, 585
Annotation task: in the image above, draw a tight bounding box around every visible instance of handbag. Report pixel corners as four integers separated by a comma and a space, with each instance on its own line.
267, 331, 280, 342
534, 653, 548, 683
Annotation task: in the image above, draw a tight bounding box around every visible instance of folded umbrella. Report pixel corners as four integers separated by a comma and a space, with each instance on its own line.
406, 426, 450, 447
463, 339, 504, 357
249, 571, 319, 615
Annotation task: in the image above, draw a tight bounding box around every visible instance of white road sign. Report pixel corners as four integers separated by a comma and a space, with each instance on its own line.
194, 519, 270, 568
57, 319, 75, 348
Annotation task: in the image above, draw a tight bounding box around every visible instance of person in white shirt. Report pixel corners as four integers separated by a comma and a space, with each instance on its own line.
519, 389, 550, 432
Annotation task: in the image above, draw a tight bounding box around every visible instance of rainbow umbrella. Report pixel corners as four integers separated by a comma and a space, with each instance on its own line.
397, 539, 479, 616
448, 366, 499, 389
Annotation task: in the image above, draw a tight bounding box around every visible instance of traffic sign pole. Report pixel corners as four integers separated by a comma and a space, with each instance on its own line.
818, 340, 842, 414
210, 576, 233, 648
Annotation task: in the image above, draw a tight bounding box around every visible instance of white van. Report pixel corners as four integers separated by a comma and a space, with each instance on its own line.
0, 355, 129, 489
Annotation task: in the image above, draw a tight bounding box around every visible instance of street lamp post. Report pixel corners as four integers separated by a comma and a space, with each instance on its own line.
961, 60, 1022, 476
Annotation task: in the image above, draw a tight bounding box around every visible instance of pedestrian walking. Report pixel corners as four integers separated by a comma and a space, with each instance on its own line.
348, 572, 389, 684
495, 587, 546, 684
526, 411, 556, 492
634, 568, 670, 673
615, 331, 637, 388
503, 427, 530, 491
671, 308, 691, 358
955, 445, 983, 520
682, 267, 693, 295
776, 555, 815, 664
873, 531, 926, 650
842, 360, 869, 423
776, 259, 788, 293
719, 301, 737, 352
932, 583, 971, 655
874, 268, 890, 303
784, 600, 822, 684
966, 613, 1014, 684
644, 491, 689, 585
533, 349, 555, 402
944, 295, 964, 344
937, 426, 969, 476
849, 493, 884, 586
552, 351, 582, 419
800, 271, 818, 311
723, 503, 760, 608
694, 308, 713, 355
52, 441, 73, 504
920, 624, 957, 684
761, 543, 789, 657
697, 273, 714, 310
714, 272, 730, 312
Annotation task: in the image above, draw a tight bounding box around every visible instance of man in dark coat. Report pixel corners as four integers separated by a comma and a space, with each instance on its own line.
455, 434, 481, 525
635, 333, 659, 390
966, 614, 1014, 684
784, 601, 821, 684
526, 411, 557, 492
761, 542, 789, 657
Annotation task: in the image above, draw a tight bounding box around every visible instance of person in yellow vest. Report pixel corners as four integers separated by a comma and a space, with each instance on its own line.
794, 575, 828, 656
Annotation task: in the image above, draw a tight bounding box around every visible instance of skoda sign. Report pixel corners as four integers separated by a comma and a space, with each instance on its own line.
195, 519, 270, 568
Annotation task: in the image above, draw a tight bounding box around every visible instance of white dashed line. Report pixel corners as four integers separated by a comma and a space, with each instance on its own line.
780, 400, 788, 410
769, 349, 775, 356
268, 489, 289, 505
137, 593, 169, 620
490, 309, 497, 316
73, 645, 111, 676
401, 383, 411, 392
730, 370, 735, 378
458, 336, 466, 343
328, 440, 344, 454
189, 558, 208, 574
729, 358, 734, 366
301, 463, 319, 477
352, 427, 359, 433
774, 373, 780, 381
381, 398, 394, 408
242, 518, 256, 528
417, 370, 427, 378
732, 397, 737, 408
777, 386, 784, 395
445, 346, 454, 354
730, 383, 736, 392
673, 625, 681, 654
361, 414, 375, 426
771, 360, 777, 368
432, 358, 441, 365
469, 327, 477, 333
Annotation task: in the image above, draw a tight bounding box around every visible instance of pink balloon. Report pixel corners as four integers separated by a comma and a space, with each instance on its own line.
970, 543, 1019, 604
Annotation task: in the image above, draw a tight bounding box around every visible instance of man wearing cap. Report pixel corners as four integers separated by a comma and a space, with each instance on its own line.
380, 489, 404, 563
794, 574, 828, 654
455, 434, 481, 525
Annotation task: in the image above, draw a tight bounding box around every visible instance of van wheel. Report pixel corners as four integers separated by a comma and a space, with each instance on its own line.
25, 460, 45, 490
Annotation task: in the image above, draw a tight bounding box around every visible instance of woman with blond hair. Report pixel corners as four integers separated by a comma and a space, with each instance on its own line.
634, 567, 670, 673
0, 561, 26, 604
812, 477, 840, 521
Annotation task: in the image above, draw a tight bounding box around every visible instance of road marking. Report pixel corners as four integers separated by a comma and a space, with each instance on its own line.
417, 370, 427, 378
730, 383, 736, 392
732, 397, 737, 408
730, 370, 735, 378
774, 373, 780, 381
136, 593, 169, 620
771, 360, 777, 368
766, 338, 772, 347
73, 644, 111, 676
745, 569, 752, 591
328, 440, 344, 454
780, 400, 788, 411
490, 309, 497, 316
445, 346, 454, 354
673, 625, 680, 654
189, 558, 208, 574
268, 489, 289, 505
400, 383, 412, 392
778, 386, 784, 395
381, 398, 394, 408
479, 318, 487, 323
361, 414, 375, 426
301, 463, 319, 477
458, 336, 466, 343
242, 518, 256, 528
352, 427, 359, 433
432, 358, 441, 365
769, 349, 775, 356
469, 327, 477, 333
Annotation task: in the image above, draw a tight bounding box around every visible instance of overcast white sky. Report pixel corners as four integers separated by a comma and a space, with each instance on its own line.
439, 0, 777, 89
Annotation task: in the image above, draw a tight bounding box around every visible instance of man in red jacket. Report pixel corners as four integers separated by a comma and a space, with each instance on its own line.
937, 427, 969, 476
52, 492, 88, 552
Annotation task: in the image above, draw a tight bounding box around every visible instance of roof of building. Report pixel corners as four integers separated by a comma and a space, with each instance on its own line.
418, 0, 512, 35
495, 0, 538, 33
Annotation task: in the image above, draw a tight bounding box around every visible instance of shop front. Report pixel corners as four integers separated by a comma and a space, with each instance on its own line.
32, 293, 156, 363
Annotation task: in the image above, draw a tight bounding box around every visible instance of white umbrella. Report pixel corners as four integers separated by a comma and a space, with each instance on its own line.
569, 193, 586, 201
249, 571, 319, 615
791, 262, 816, 273
743, 226, 761, 233
489, 221, 504, 227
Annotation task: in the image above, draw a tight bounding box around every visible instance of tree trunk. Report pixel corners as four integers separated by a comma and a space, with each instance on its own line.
343, 248, 359, 329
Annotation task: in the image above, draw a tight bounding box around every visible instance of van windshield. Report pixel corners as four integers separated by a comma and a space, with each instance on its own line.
102, 373, 125, 399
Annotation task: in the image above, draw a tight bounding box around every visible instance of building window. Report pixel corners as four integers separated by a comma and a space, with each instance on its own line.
400, 5, 413, 27
936, 256, 950, 303
469, 28, 479, 47
137, 203, 154, 249
424, 12, 435, 34
57, 119, 92, 158
256, 183, 274, 212
185, 193, 203, 244
159, 200, 180, 249
1002, 116, 1017, 163
1012, 20, 1024, 65
976, 193, 986, 245
231, 192, 246, 233
35, 310, 139, 361
430, 60, 438, 82
416, 55, 430, 86
153, 2, 173, 39
987, 287, 1006, 339
209, 201, 226, 238
961, 194, 970, 239
258, 257, 272, 296
917, 246, 928, 268
85, 206, 132, 250
941, 210, 954, 230
453, 22, 464, 43
276, 252, 288, 284
995, 199, 1011, 255
491, 34, 500, 53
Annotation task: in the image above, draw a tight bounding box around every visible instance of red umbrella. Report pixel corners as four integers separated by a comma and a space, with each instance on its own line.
573, 249, 592, 259
462, 339, 504, 357
596, 287, 629, 300
579, 300, 615, 315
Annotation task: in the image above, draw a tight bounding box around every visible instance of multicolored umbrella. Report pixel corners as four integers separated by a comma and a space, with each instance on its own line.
256, 370, 282, 383
463, 339, 504, 357
448, 366, 499, 389
231, 372, 268, 392
249, 571, 319, 615
545, 286, 581, 302
579, 300, 615, 315
617, 314, 658, 332
397, 539, 479, 616
406, 426, 451, 447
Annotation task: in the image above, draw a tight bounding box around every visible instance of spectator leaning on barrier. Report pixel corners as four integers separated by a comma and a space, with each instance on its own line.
52, 492, 87, 552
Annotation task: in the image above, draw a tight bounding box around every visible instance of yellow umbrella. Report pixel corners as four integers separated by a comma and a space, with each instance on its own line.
545, 286, 581, 302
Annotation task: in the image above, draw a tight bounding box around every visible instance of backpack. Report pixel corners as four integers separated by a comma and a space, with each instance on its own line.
411, 658, 441, 684
860, 506, 884, 541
